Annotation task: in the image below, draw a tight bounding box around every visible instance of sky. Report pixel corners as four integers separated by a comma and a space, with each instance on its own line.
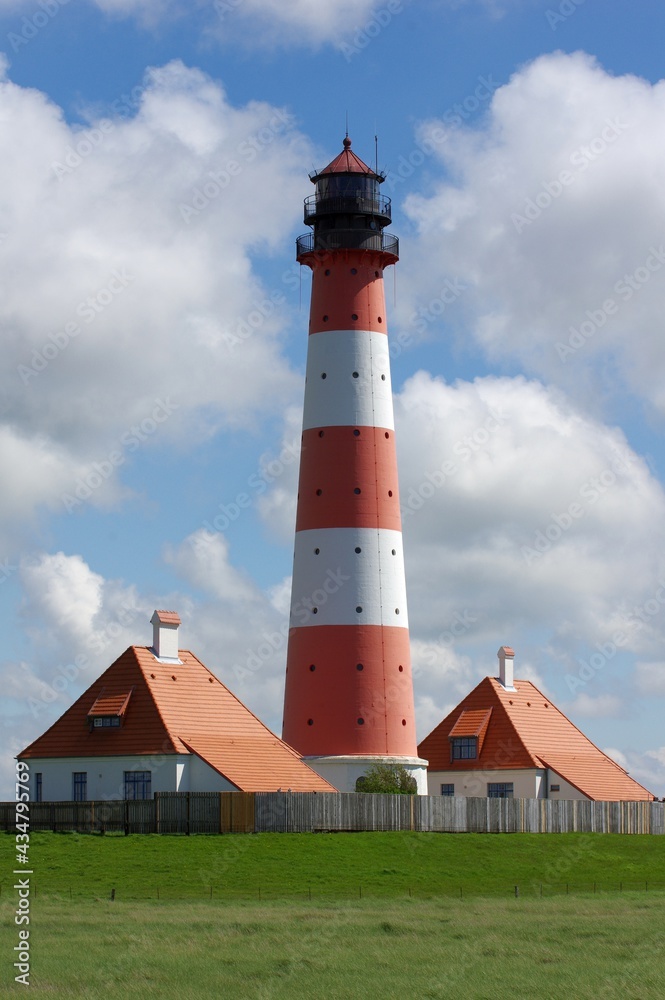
1, 0, 664, 799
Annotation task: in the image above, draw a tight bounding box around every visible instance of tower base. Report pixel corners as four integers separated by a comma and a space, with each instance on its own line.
303, 754, 429, 794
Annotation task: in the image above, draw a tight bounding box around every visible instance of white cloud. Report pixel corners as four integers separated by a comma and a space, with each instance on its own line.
568, 692, 623, 718
255, 405, 302, 543
634, 661, 665, 698
394, 372, 665, 666
398, 51, 665, 419
21, 552, 104, 646
165, 529, 259, 604
204, 0, 388, 49
0, 0, 392, 47
0, 60, 309, 557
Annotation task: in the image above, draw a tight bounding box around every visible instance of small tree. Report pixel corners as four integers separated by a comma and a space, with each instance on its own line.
355, 763, 417, 794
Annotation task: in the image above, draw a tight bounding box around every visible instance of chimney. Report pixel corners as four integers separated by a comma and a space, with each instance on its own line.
150, 610, 182, 663
497, 645, 515, 690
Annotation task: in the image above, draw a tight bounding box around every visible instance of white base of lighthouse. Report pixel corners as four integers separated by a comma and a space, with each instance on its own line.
302, 754, 430, 794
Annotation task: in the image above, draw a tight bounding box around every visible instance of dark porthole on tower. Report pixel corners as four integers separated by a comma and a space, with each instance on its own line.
307, 719, 314, 726
357, 718, 364, 725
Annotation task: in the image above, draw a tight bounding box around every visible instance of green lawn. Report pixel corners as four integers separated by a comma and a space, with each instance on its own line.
1, 830, 664, 901
2, 894, 664, 999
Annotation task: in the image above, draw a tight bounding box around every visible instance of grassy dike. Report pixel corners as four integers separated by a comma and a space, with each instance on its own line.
1, 829, 664, 900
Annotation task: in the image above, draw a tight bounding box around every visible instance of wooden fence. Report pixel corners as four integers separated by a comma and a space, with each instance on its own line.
1, 793, 662, 835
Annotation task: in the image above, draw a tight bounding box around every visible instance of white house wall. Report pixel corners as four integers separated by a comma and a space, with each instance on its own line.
22, 755, 183, 801
428, 767, 590, 800
187, 753, 238, 792
428, 767, 545, 799
545, 770, 588, 800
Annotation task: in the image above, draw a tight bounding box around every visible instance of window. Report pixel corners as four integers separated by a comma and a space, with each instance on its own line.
451, 737, 477, 760
92, 716, 121, 728
124, 771, 151, 800
72, 772, 87, 802
35, 773, 42, 803
487, 782, 513, 799
550, 784, 560, 793
441, 784, 455, 797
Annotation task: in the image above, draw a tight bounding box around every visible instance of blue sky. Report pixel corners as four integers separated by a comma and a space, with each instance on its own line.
1, 0, 665, 797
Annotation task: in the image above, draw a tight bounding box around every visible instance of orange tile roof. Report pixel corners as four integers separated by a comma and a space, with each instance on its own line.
449, 708, 493, 755
152, 610, 181, 625
418, 677, 654, 801
88, 690, 132, 717
19, 646, 335, 793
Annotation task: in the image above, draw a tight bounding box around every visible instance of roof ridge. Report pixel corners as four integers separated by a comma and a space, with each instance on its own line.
481, 677, 539, 767
133, 645, 183, 754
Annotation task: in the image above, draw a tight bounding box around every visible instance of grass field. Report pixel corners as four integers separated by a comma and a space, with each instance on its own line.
2, 832, 665, 997
2, 894, 664, 999
2, 830, 664, 900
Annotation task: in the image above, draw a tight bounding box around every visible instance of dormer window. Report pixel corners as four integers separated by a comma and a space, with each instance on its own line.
448, 708, 492, 762
451, 736, 477, 760
92, 716, 121, 728
87, 689, 132, 731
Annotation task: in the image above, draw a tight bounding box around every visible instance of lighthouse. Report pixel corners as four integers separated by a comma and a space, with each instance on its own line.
282, 136, 428, 793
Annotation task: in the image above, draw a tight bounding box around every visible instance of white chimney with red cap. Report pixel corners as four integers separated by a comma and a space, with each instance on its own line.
497, 645, 515, 690
150, 610, 182, 662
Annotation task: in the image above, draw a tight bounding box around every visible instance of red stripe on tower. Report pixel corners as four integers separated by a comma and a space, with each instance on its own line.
282, 137, 428, 793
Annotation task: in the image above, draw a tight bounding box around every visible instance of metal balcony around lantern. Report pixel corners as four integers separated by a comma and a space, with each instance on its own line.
296, 230, 399, 260
303, 193, 392, 228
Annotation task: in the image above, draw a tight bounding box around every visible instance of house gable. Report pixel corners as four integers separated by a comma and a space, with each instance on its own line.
419, 675, 654, 801
19, 641, 335, 794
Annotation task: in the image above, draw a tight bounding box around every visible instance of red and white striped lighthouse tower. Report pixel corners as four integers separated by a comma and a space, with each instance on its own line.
282, 136, 428, 793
